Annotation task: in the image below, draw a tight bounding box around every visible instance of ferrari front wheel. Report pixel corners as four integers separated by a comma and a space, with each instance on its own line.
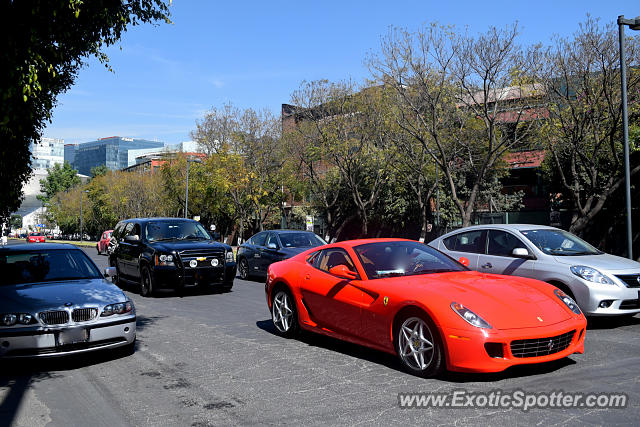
271, 288, 299, 337
395, 313, 444, 378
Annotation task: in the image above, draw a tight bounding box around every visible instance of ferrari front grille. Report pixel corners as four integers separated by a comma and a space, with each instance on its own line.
510, 330, 575, 358
39, 310, 70, 325
72, 308, 98, 322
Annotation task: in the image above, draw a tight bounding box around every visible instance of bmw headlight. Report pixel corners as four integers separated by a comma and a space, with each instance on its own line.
226, 250, 234, 263
570, 265, 615, 285
554, 289, 582, 315
101, 301, 134, 317
156, 253, 174, 266
451, 302, 492, 329
1, 313, 36, 326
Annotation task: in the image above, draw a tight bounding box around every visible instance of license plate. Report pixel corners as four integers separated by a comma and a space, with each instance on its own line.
58, 328, 89, 346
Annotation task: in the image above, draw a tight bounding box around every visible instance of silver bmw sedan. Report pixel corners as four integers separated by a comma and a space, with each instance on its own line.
0, 243, 136, 357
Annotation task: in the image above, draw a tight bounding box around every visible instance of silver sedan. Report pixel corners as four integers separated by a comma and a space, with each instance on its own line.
0, 243, 136, 357
430, 224, 640, 316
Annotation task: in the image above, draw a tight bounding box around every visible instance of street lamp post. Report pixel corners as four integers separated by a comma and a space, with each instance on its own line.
617, 15, 640, 259
80, 189, 89, 242
185, 157, 202, 219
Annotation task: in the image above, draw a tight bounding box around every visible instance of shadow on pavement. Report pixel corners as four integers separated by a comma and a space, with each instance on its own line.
587, 314, 640, 330
256, 319, 577, 383
0, 343, 137, 427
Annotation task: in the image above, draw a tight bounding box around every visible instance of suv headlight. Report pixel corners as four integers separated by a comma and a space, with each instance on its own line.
451, 302, 492, 329
156, 253, 174, 266
570, 265, 615, 285
226, 250, 234, 263
101, 301, 134, 317
554, 289, 582, 315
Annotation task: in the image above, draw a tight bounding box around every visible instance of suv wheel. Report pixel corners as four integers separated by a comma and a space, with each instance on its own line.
140, 266, 155, 297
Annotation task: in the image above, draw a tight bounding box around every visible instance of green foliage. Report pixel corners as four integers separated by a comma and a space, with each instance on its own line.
38, 161, 81, 203
90, 164, 109, 178
9, 214, 23, 229
0, 0, 170, 221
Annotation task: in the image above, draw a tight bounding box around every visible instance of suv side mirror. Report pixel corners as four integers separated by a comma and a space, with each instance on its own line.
512, 248, 534, 259
124, 234, 140, 243
104, 267, 116, 278
329, 264, 357, 280
267, 242, 278, 250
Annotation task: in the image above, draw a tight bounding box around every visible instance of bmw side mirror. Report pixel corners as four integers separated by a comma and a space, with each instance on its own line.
267, 242, 278, 250
512, 248, 534, 259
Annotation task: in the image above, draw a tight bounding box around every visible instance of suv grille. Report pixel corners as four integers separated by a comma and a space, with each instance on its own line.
39, 310, 69, 325
179, 249, 225, 268
72, 308, 98, 322
510, 330, 575, 358
615, 274, 640, 288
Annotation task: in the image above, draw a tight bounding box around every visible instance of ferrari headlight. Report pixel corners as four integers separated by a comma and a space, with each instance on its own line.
451, 302, 492, 329
554, 289, 582, 315
226, 250, 234, 263
101, 301, 134, 317
156, 253, 174, 266
570, 265, 615, 285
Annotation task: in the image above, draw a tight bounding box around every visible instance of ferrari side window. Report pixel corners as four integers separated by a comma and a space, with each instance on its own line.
316, 248, 357, 274
306, 251, 320, 266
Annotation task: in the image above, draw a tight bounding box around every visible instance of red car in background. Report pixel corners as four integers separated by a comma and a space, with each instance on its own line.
26, 232, 45, 243
266, 238, 586, 377
96, 229, 113, 255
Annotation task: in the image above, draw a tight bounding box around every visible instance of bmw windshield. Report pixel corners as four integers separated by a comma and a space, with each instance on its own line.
520, 229, 602, 256
354, 241, 467, 279
278, 232, 325, 248
146, 220, 211, 242
0, 249, 102, 285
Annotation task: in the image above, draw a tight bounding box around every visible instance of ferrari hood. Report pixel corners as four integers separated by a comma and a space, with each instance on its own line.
410, 271, 572, 330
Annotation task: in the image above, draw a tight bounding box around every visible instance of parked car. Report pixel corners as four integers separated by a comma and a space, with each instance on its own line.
109, 218, 236, 296
0, 243, 136, 357
237, 230, 326, 280
96, 229, 113, 255
26, 232, 45, 243
266, 238, 586, 377
430, 224, 640, 317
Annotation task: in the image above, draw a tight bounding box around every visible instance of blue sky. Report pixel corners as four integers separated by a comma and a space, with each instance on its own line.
44, 0, 639, 145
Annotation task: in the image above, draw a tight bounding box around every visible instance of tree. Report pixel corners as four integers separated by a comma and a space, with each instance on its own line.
0, 1, 170, 221
370, 23, 536, 227
10, 214, 22, 230
38, 162, 81, 203
540, 17, 640, 235
90, 164, 109, 178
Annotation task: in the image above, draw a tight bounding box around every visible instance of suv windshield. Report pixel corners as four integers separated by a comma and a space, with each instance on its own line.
354, 241, 466, 279
520, 229, 601, 256
278, 232, 326, 248
146, 220, 211, 242
0, 249, 102, 285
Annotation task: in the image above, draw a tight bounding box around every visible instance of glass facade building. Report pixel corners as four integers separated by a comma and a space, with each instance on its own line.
30, 137, 64, 170
68, 136, 166, 175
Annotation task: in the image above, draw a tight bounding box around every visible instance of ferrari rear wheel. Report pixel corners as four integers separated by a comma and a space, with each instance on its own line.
395, 314, 444, 377
271, 288, 299, 337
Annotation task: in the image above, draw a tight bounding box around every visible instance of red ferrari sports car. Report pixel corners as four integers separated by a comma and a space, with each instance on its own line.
265, 238, 586, 377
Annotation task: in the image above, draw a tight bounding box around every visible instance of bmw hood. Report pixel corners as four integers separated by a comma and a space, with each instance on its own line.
277, 247, 310, 258
552, 253, 640, 272
0, 278, 128, 313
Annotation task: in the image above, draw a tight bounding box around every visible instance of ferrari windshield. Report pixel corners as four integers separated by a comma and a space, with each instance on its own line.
354, 241, 466, 279
520, 229, 601, 256
146, 220, 211, 242
0, 249, 102, 285
278, 232, 325, 248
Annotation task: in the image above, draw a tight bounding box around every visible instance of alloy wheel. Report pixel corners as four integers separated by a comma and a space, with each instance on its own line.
272, 291, 294, 333
398, 316, 435, 371
239, 259, 249, 280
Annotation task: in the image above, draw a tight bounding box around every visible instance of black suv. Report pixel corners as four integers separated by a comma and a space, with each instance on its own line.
109, 218, 236, 296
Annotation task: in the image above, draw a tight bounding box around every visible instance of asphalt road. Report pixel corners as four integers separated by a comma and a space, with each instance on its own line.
1, 242, 639, 426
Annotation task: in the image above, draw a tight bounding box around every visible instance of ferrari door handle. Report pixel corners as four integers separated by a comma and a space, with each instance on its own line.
481, 262, 492, 269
